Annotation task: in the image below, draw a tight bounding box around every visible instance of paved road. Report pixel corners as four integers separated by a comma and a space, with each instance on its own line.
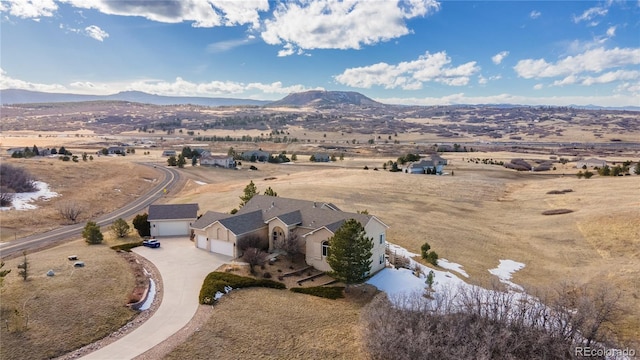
0, 164, 182, 258
81, 238, 231, 360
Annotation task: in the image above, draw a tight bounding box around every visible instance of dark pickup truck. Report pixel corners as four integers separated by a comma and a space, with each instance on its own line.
142, 239, 161, 248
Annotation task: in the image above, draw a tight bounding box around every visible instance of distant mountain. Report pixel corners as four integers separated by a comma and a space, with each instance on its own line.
268, 90, 383, 107
0, 89, 270, 107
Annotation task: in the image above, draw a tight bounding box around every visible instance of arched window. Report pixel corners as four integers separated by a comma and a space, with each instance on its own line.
321, 241, 329, 257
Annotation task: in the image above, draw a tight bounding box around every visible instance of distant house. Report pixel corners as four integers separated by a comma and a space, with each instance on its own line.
162, 150, 177, 157
403, 154, 447, 174
576, 158, 606, 168
312, 153, 330, 162
241, 150, 270, 162
107, 146, 126, 155
148, 203, 199, 237
193, 148, 211, 158
200, 155, 236, 168
191, 195, 388, 274
6, 147, 25, 155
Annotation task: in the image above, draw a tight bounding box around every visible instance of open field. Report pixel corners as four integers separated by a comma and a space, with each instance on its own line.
1, 132, 639, 352
0, 238, 137, 360
164, 287, 374, 360
0, 155, 159, 242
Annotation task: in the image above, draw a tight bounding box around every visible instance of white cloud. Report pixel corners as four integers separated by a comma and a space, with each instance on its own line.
606, 26, 616, 37
207, 37, 254, 53
580, 69, 640, 86
0, 68, 67, 92
334, 51, 479, 89
529, 10, 541, 19
491, 51, 509, 65
84, 25, 109, 42
533, 84, 544, 90
59, 0, 270, 28
0, 0, 57, 19
246, 81, 322, 94
514, 47, 640, 79
573, 6, 608, 23
375, 92, 639, 107
261, 0, 440, 55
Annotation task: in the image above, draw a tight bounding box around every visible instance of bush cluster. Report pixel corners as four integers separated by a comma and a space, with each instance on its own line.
290, 286, 345, 299
110, 241, 144, 252
199, 272, 285, 305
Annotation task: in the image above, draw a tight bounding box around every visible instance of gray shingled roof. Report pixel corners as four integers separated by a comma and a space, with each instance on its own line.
148, 203, 198, 221
191, 211, 231, 229
192, 195, 379, 236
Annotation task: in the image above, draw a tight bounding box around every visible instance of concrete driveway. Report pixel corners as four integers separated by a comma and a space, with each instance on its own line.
81, 238, 231, 360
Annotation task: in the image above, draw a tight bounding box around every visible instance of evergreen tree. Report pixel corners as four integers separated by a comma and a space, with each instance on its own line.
0, 261, 11, 287
17, 251, 28, 281
239, 180, 257, 207
167, 155, 178, 166
177, 154, 186, 168
132, 213, 151, 237
635, 162, 640, 175
326, 219, 373, 288
264, 187, 278, 197
83, 221, 104, 244
32, 145, 40, 156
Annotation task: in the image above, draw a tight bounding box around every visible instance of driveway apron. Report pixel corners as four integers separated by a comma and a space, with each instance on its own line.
81, 238, 230, 360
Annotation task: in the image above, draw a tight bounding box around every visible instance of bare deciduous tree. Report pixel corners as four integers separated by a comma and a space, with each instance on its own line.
57, 201, 84, 223
361, 282, 624, 360
242, 247, 267, 275
274, 231, 300, 260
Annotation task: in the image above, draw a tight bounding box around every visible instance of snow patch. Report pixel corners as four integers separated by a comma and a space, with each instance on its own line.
194, 180, 207, 185
214, 285, 233, 301
489, 259, 526, 290
138, 279, 156, 311
438, 258, 469, 278
1, 181, 59, 211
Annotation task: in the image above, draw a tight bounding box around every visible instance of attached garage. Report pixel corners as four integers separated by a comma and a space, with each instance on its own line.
148, 203, 199, 237
196, 234, 208, 250
210, 239, 234, 257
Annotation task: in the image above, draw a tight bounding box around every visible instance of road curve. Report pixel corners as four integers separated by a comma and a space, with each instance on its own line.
0, 163, 182, 258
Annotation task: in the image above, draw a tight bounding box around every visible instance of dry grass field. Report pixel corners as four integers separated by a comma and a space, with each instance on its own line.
164, 287, 374, 360
0, 155, 159, 241
0, 238, 137, 360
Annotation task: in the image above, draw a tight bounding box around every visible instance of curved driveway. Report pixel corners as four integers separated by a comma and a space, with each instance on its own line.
81, 238, 232, 360
0, 163, 181, 258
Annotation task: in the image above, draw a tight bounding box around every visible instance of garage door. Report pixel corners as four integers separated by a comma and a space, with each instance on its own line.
156, 221, 188, 236
210, 239, 234, 257
196, 235, 208, 250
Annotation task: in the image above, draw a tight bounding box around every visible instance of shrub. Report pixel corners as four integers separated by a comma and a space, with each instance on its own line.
0, 163, 37, 193
263, 272, 272, 279
111, 218, 131, 238
132, 213, 151, 237
290, 286, 345, 299
249, 165, 258, 170
199, 272, 285, 305
110, 241, 143, 252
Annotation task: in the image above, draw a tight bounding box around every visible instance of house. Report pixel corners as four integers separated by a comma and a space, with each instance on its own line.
200, 155, 236, 168
191, 195, 388, 274
162, 150, 177, 157
404, 154, 447, 174
148, 203, 199, 237
193, 148, 211, 158
241, 150, 270, 162
107, 146, 126, 155
6, 147, 25, 155
576, 158, 606, 169
312, 153, 331, 162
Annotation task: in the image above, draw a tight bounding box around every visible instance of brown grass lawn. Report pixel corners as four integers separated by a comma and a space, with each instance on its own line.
0, 155, 159, 241
164, 287, 374, 360
0, 238, 137, 360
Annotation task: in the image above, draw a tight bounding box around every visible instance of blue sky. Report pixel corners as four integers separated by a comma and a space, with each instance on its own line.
1, 0, 639, 106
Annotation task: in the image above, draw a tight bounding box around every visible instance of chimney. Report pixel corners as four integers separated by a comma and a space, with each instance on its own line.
313, 202, 316, 208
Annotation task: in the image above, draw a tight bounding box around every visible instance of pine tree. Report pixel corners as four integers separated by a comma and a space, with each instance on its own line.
0, 261, 11, 287
326, 219, 373, 288
132, 213, 151, 237
634, 162, 640, 175
239, 180, 257, 207
264, 187, 278, 197
83, 221, 104, 244
177, 154, 186, 168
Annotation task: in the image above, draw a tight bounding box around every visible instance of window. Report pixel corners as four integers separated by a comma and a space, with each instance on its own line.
322, 241, 329, 257
273, 231, 278, 242
380, 254, 384, 264
379, 234, 385, 244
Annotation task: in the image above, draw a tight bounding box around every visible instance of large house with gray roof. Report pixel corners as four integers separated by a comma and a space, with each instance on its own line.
191, 195, 388, 274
